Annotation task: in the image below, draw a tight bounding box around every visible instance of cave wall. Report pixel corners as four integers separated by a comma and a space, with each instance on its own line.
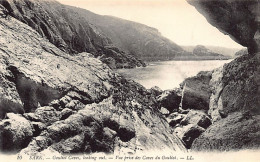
187, 0, 260, 151
187, 0, 260, 54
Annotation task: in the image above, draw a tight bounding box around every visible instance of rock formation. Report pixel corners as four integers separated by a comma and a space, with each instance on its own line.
191, 111, 260, 151
0, 0, 144, 69
157, 90, 182, 113
74, 11, 185, 61
235, 48, 248, 57
0, 0, 259, 155
0, 9, 186, 154
0, 0, 189, 66
180, 71, 212, 112
157, 53, 260, 150
187, 0, 260, 54
186, 0, 260, 151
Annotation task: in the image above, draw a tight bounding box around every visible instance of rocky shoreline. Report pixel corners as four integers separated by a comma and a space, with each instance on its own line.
151, 53, 260, 150
0, 0, 259, 156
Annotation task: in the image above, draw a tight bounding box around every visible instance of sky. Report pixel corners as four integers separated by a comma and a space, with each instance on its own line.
56, 0, 243, 49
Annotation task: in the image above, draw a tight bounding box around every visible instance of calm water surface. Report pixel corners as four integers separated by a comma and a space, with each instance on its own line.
116, 60, 232, 90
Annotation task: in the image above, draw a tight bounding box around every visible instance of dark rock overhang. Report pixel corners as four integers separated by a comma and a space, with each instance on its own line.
187, 0, 260, 54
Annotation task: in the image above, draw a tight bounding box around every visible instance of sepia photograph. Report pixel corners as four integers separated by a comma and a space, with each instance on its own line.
0, 0, 259, 161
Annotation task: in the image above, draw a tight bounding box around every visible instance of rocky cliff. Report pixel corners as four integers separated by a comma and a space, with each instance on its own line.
70, 7, 185, 61
0, 0, 145, 69
0, 11, 186, 154
154, 51, 260, 150
0, 0, 187, 65
184, 0, 260, 151
186, 54, 260, 151
235, 48, 248, 57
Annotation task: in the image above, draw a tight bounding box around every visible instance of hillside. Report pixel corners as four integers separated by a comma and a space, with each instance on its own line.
69, 6, 185, 61
0, 0, 145, 69
182, 45, 243, 57
0, 0, 236, 64
175, 45, 232, 60
0, 0, 187, 65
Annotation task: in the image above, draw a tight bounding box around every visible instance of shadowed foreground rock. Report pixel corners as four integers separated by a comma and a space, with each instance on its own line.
180, 110, 211, 129
157, 90, 181, 113
0, 113, 34, 153
169, 110, 211, 149
192, 112, 260, 151
175, 124, 205, 149
191, 53, 260, 150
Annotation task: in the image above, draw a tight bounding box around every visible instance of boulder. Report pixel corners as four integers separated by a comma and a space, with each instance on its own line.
34, 107, 61, 125
59, 96, 72, 108
180, 71, 212, 111
221, 54, 260, 115
174, 124, 205, 149
21, 135, 52, 155
209, 53, 260, 123
172, 110, 211, 148
31, 122, 46, 137
180, 110, 212, 129
157, 90, 181, 113
65, 100, 79, 109
23, 113, 41, 122
160, 107, 170, 116
208, 67, 225, 122
150, 86, 163, 96
191, 112, 260, 151
50, 134, 86, 154
0, 98, 24, 120
167, 113, 186, 127
60, 108, 74, 120
0, 113, 34, 152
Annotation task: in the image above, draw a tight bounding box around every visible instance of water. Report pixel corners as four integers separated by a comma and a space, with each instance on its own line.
116, 60, 232, 90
